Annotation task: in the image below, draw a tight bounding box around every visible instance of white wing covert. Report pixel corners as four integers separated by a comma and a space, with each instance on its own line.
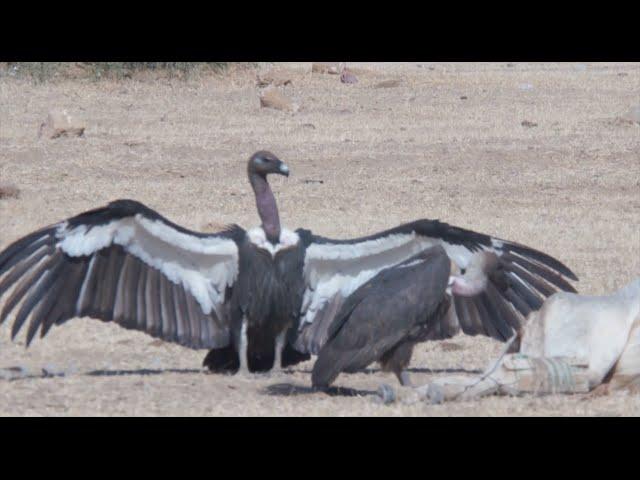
0, 199, 244, 349
293, 220, 578, 354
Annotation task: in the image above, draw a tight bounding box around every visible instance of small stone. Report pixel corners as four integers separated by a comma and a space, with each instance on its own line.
301, 123, 316, 129
373, 79, 401, 89
340, 69, 358, 84
0, 182, 20, 199
312, 62, 340, 74
460, 95, 468, 100
39, 109, 85, 139
376, 384, 396, 405
259, 87, 298, 113
256, 69, 293, 87
521, 120, 538, 128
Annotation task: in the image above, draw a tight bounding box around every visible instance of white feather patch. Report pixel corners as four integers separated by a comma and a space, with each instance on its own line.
300, 268, 380, 326
247, 227, 300, 256
57, 217, 239, 315
305, 233, 419, 262
301, 233, 436, 328
300, 230, 497, 328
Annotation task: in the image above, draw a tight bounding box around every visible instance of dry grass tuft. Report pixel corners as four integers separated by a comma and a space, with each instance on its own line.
0, 182, 20, 199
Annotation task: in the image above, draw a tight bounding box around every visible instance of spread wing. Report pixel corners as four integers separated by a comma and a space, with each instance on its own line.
0, 199, 245, 349
292, 219, 578, 354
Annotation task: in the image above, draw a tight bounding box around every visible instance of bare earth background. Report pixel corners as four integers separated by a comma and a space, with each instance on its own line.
0, 62, 639, 416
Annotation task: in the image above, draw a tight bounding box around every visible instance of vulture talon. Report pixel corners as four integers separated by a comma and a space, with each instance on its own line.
397, 371, 414, 387
376, 384, 397, 405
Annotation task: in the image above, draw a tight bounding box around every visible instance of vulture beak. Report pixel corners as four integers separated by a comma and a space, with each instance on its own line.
278, 162, 290, 177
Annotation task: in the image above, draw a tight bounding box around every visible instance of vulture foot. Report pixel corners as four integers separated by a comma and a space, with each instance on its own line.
396, 371, 414, 387
374, 384, 397, 405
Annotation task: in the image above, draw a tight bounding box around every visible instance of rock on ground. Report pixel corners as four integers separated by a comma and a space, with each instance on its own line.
39, 109, 85, 139
340, 69, 358, 84
259, 87, 299, 113
256, 69, 293, 87
312, 63, 341, 75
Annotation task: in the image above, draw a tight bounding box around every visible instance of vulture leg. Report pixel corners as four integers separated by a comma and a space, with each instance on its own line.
398, 372, 414, 387
380, 341, 416, 387
272, 329, 287, 372
238, 316, 250, 375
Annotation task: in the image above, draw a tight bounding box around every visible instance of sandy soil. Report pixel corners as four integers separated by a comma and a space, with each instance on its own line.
0, 62, 639, 416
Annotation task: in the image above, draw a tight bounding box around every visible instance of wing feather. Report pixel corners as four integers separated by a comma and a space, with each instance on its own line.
294, 219, 578, 354
0, 199, 243, 349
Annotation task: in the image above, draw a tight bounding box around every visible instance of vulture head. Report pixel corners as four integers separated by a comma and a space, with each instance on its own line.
248, 150, 290, 178
247, 151, 289, 244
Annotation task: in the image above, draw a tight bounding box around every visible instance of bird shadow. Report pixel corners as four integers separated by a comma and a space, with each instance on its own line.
263, 383, 377, 397
295, 367, 482, 375
0, 365, 481, 384
384, 367, 482, 375
86, 368, 203, 377
0, 366, 205, 382
263, 367, 483, 398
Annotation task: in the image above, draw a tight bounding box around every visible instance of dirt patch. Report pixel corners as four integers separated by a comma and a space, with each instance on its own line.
0, 182, 20, 199
1, 62, 639, 416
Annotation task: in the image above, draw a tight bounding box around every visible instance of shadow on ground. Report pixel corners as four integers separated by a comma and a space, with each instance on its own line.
263, 383, 378, 397
0, 366, 204, 382
0, 365, 481, 383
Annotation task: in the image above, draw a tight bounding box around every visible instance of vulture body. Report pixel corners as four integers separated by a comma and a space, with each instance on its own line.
311, 246, 452, 389
0, 151, 579, 385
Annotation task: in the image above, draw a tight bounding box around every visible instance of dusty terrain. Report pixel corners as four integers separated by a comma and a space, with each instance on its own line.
0, 62, 639, 416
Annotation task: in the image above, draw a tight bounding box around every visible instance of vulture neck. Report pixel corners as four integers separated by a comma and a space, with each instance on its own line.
250, 172, 281, 244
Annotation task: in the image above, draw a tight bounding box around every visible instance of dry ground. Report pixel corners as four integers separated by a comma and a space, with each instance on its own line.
0, 62, 639, 416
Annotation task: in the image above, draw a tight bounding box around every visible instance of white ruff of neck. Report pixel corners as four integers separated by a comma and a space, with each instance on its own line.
247, 227, 300, 256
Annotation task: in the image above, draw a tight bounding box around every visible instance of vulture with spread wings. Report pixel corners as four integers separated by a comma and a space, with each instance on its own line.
0, 151, 578, 388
